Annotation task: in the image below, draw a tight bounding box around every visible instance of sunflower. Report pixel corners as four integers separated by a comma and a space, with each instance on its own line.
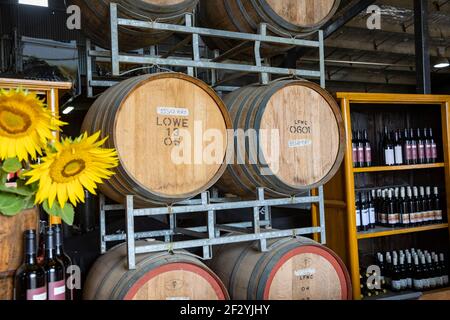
25, 132, 119, 208
0, 88, 66, 161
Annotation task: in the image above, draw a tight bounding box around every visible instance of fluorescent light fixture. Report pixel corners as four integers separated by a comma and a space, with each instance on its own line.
18, 0, 48, 7
62, 106, 75, 115
434, 58, 450, 69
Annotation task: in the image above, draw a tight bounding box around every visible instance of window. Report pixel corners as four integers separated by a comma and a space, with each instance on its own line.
18, 0, 49, 7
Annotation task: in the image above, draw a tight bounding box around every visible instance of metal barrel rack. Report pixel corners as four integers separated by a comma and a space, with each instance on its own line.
89, 3, 329, 271
100, 187, 327, 270
86, 2, 326, 96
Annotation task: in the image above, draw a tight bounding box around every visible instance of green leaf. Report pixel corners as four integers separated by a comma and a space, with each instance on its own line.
43, 200, 74, 226
2, 158, 22, 173
0, 171, 6, 185
0, 193, 26, 216
0, 183, 34, 196
22, 196, 36, 210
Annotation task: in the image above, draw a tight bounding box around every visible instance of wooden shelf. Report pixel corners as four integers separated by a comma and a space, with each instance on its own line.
357, 223, 449, 239
353, 163, 445, 173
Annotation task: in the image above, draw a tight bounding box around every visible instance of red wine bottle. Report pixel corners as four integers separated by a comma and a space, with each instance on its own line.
403, 129, 412, 165
417, 129, 426, 164
43, 227, 66, 300
352, 131, 358, 168
424, 128, 432, 164
394, 131, 403, 165
357, 131, 365, 168
410, 128, 418, 164
363, 130, 372, 167
429, 128, 437, 163
14, 230, 47, 300
383, 127, 395, 166
356, 192, 362, 232
54, 225, 73, 300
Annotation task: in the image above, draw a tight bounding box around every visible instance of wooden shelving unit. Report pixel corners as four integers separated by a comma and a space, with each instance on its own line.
324, 93, 450, 300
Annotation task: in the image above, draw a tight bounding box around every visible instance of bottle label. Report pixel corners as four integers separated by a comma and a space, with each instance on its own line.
26, 286, 47, 300
48, 280, 66, 300
362, 209, 370, 226
402, 213, 410, 225
410, 212, 416, 224
432, 143, 437, 159
352, 146, 358, 164
384, 149, 395, 166
388, 214, 397, 225
435, 210, 443, 221
365, 147, 372, 163
392, 280, 402, 290
425, 143, 432, 160
413, 279, 423, 290
358, 147, 364, 164
380, 213, 387, 224
436, 277, 444, 287
423, 278, 430, 289
356, 210, 361, 227
443, 275, 449, 285
418, 144, 425, 160
411, 145, 418, 160
407, 278, 413, 288
429, 277, 437, 288
416, 212, 423, 223
394, 146, 403, 164
369, 208, 376, 224
404, 145, 412, 161
400, 279, 408, 289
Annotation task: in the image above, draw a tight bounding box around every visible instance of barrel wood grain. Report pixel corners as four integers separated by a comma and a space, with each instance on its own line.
208, 236, 352, 300
217, 79, 345, 198
81, 73, 232, 207
83, 242, 229, 300
68, 0, 198, 50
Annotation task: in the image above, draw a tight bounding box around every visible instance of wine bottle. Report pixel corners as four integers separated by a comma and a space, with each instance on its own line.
400, 187, 410, 227
424, 128, 432, 164
387, 189, 396, 228
393, 188, 400, 226
403, 129, 412, 165
361, 192, 370, 232
419, 187, 428, 225
14, 230, 47, 300
426, 187, 435, 225
363, 130, 372, 167
380, 190, 387, 227
43, 227, 66, 300
356, 192, 362, 232
433, 187, 443, 223
394, 131, 403, 165
383, 127, 395, 166
399, 255, 407, 290
413, 187, 423, 226
417, 129, 426, 164
430, 128, 437, 163
434, 254, 443, 288
377, 253, 386, 284
391, 257, 402, 292
420, 255, 430, 291
352, 131, 358, 168
410, 128, 418, 165
357, 131, 365, 168
427, 254, 437, 289
440, 254, 449, 286
406, 253, 413, 289
37, 220, 47, 265
54, 225, 73, 300
413, 255, 423, 291
369, 191, 376, 229
385, 252, 392, 286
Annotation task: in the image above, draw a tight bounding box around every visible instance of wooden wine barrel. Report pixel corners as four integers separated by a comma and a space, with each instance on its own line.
81, 73, 232, 207
68, 0, 198, 50
0, 208, 39, 300
218, 79, 345, 198
199, 0, 341, 55
208, 236, 352, 300
83, 242, 229, 300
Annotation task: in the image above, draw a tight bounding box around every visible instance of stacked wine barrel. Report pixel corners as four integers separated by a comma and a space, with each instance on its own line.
83, 242, 229, 300
208, 236, 352, 300
81, 72, 232, 207
199, 0, 341, 56
69, 0, 199, 50
218, 79, 345, 198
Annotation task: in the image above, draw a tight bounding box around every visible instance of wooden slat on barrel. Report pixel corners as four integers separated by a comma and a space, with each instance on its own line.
83, 242, 229, 300
81, 73, 232, 207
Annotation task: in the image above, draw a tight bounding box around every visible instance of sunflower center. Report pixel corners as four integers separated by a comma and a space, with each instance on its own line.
0, 106, 32, 135
62, 159, 86, 178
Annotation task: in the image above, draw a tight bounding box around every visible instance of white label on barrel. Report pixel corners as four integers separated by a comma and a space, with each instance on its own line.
294, 268, 316, 277
288, 139, 312, 148
166, 297, 190, 300
157, 107, 189, 117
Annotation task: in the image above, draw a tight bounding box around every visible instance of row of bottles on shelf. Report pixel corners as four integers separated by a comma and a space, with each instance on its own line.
361, 249, 449, 298
14, 223, 73, 300
355, 186, 444, 232
352, 127, 438, 167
